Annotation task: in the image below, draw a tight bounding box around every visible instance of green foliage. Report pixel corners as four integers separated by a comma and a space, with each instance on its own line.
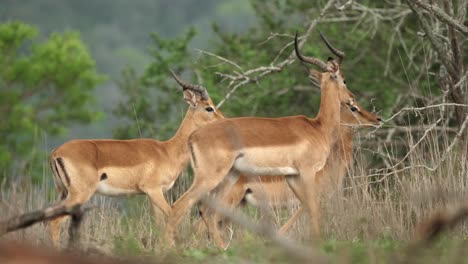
0, 21, 105, 175
114, 0, 442, 143
113, 28, 197, 139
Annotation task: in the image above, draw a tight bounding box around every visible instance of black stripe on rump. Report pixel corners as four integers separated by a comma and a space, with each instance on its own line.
56, 157, 71, 186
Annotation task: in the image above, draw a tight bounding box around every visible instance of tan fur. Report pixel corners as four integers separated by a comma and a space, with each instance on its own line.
198, 101, 381, 236
48, 78, 224, 247
164, 56, 361, 248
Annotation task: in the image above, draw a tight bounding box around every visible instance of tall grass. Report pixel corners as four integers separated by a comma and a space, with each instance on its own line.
1, 109, 467, 263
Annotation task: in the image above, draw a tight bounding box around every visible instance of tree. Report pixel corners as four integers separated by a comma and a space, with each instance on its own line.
407, 0, 467, 153
114, 0, 427, 139
0, 21, 106, 177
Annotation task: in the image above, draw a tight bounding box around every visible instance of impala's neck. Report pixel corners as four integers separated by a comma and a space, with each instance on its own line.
340, 127, 355, 145
166, 109, 199, 163
338, 127, 355, 163
316, 79, 342, 140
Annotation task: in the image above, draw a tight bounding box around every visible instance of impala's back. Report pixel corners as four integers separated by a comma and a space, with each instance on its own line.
48, 70, 223, 247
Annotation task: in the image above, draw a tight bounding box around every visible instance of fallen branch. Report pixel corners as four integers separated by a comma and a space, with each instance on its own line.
201, 197, 328, 263
415, 202, 468, 242
0, 204, 84, 236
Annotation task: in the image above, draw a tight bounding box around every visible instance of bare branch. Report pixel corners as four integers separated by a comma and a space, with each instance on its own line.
349, 114, 468, 188
381, 103, 468, 124
215, 0, 338, 108
456, 0, 467, 22
407, 0, 458, 78
408, 0, 468, 36
196, 49, 244, 72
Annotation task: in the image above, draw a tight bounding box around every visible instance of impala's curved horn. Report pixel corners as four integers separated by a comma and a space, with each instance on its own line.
294, 32, 330, 72
170, 69, 208, 100
319, 31, 345, 65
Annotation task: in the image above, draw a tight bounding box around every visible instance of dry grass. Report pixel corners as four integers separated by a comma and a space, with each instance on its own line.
1, 111, 467, 263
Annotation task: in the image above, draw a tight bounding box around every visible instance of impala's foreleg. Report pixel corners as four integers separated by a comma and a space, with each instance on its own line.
302, 169, 321, 239
283, 175, 308, 235
204, 170, 240, 249
286, 169, 321, 239
142, 188, 171, 229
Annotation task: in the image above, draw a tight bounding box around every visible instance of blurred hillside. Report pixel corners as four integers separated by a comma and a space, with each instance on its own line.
0, 0, 465, 182
1, 0, 256, 140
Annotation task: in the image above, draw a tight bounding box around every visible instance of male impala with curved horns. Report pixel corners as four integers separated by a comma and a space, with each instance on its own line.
198, 100, 382, 237
197, 81, 378, 239
165, 32, 358, 248
48, 71, 224, 246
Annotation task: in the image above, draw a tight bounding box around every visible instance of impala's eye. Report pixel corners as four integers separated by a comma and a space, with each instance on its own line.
344, 80, 347, 84
205, 106, 214, 112
350, 106, 358, 112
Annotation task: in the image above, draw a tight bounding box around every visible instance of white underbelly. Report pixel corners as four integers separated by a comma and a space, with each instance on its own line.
233, 157, 298, 176
96, 181, 143, 196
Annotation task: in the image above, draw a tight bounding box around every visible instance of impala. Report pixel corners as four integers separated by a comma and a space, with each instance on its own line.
198, 101, 382, 236
48, 71, 224, 246
165, 32, 359, 248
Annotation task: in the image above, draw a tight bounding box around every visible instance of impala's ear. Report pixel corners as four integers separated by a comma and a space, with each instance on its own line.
183, 89, 198, 107
309, 69, 322, 84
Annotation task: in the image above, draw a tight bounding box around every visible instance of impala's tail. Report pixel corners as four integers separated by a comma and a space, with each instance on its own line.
49, 155, 69, 200
243, 188, 258, 206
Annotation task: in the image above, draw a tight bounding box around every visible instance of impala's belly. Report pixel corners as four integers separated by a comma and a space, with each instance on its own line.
233, 147, 299, 176
96, 165, 148, 196
96, 181, 143, 196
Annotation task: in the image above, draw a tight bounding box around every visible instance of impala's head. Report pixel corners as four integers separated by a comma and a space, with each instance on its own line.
294, 32, 355, 107
341, 101, 382, 127
170, 70, 224, 125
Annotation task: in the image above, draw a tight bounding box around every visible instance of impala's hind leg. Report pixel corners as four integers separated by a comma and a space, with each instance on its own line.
281, 175, 307, 235
143, 188, 171, 230
49, 162, 97, 248
164, 165, 233, 247
49, 190, 95, 247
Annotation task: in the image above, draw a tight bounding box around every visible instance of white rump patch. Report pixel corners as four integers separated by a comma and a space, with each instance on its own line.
96, 182, 142, 196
